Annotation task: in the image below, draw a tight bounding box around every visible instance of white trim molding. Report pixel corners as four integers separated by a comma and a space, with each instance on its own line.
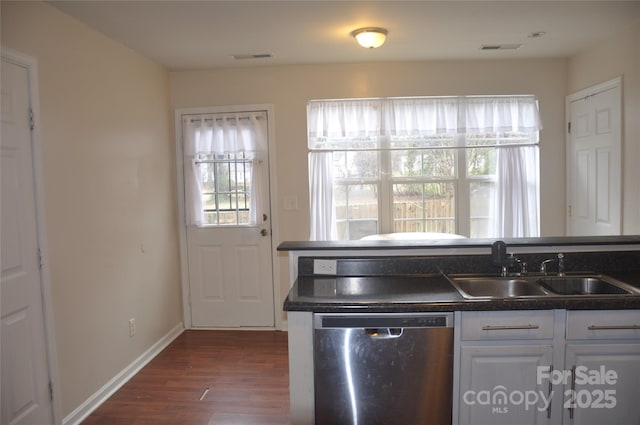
62, 324, 184, 425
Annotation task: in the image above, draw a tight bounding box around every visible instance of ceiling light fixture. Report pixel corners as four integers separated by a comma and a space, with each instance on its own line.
351, 27, 388, 49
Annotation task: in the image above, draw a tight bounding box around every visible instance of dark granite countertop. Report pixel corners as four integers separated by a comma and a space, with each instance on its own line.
283, 244, 640, 313
284, 273, 640, 313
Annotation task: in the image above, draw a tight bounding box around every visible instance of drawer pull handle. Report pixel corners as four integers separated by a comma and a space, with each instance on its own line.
482, 324, 539, 331
587, 324, 640, 331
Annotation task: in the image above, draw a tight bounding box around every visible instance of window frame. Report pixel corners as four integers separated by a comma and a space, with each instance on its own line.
308, 96, 541, 241
327, 132, 538, 240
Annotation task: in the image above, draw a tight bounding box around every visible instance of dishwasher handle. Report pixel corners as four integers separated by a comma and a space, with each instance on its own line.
365, 328, 404, 338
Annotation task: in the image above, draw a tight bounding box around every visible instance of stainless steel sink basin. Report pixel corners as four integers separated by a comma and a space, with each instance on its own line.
446, 274, 639, 299
448, 276, 549, 299
539, 276, 634, 295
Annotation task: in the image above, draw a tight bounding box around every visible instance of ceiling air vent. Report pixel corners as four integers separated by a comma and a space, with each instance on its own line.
480, 44, 522, 51
232, 54, 273, 60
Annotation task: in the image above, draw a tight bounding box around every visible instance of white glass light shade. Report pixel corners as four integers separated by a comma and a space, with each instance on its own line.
351, 27, 388, 49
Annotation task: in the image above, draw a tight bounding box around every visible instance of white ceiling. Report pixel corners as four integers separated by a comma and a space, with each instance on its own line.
48, 0, 640, 71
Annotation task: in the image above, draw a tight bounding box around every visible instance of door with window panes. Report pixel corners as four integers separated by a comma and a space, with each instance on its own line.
181, 109, 274, 328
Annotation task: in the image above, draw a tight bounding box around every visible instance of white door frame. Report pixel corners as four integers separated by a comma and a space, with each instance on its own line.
565, 76, 622, 235
174, 104, 282, 330
1, 47, 62, 424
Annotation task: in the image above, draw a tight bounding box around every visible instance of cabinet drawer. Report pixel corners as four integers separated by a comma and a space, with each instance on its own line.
566, 310, 640, 340
460, 310, 554, 340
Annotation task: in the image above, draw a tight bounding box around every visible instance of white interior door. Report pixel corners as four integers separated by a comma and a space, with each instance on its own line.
181, 109, 275, 328
1, 58, 54, 425
567, 79, 621, 236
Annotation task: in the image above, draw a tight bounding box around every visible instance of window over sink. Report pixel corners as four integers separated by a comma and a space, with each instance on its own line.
307, 96, 541, 240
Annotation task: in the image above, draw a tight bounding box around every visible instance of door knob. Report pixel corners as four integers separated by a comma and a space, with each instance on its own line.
260, 229, 268, 236
263, 213, 268, 222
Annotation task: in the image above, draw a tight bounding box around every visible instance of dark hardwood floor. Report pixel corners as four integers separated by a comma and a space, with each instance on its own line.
82, 330, 290, 425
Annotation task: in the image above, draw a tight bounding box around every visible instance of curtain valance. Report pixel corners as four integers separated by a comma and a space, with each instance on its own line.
307, 99, 381, 140
308, 96, 542, 150
184, 111, 267, 156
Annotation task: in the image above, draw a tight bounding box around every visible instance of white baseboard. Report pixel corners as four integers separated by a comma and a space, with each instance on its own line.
62, 323, 185, 425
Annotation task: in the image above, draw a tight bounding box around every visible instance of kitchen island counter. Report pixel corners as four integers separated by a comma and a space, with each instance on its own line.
285, 273, 640, 312
280, 237, 640, 425
282, 237, 640, 313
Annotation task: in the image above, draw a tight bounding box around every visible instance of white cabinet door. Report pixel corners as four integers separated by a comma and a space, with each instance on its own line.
564, 343, 640, 425
458, 344, 554, 425
564, 309, 640, 424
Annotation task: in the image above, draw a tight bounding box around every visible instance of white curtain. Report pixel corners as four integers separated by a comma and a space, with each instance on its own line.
461, 96, 542, 133
307, 96, 542, 240
385, 97, 460, 136
309, 96, 541, 141
492, 145, 540, 237
308, 152, 337, 241
307, 99, 382, 149
183, 111, 267, 226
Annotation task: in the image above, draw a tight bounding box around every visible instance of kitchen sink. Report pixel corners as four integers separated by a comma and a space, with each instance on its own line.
446, 274, 640, 299
448, 276, 549, 299
538, 276, 634, 296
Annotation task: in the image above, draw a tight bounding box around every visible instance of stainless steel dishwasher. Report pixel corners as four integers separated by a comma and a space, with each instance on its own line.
313, 312, 454, 425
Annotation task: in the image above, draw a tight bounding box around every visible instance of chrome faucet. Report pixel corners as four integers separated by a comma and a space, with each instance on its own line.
540, 259, 553, 275
540, 253, 565, 276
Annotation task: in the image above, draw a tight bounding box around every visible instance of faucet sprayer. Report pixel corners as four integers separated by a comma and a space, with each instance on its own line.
557, 253, 565, 276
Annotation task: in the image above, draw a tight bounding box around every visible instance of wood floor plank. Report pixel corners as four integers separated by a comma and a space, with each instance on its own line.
81, 330, 290, 425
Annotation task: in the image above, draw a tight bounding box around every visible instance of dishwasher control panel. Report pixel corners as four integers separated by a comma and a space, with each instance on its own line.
315, 312, 453, 329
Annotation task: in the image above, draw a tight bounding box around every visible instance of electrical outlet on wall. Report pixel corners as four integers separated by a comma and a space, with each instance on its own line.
128, 318, 136, 337
314, 259, 337, 275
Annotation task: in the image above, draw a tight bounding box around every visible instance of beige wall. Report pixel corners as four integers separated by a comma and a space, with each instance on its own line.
1, 1, 182, 417
568, 20, 640, 234
171, 58, 568, 313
